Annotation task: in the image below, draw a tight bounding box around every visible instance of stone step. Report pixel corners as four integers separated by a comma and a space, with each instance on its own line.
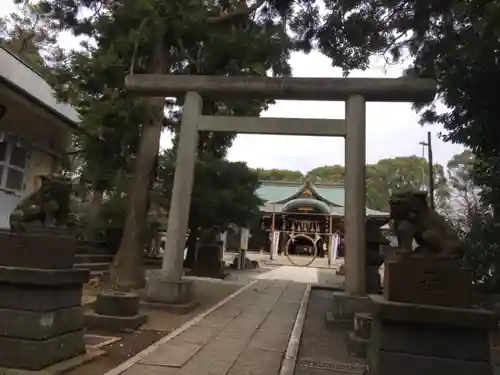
75, 253, 114, 264
74, 262, 110, 272
76, 244, 114, 255
347, 331, 369, 358
354, 312, 373, 340
0, 227, 76, 237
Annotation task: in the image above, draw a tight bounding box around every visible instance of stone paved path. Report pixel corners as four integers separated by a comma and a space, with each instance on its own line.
294, 289, 365, 375
119, 279, 307, 375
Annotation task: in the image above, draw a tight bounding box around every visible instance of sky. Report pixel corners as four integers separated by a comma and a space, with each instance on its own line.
2, 2, 465, 174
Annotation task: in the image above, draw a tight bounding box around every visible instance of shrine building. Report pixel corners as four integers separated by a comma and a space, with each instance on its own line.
247, 179, 389, 257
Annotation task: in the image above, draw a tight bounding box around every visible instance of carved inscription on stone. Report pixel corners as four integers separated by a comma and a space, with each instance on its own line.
418, 269, 445, 292
297, 359, 365, 373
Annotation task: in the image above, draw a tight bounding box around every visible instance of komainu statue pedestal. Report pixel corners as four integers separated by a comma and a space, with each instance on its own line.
366, 257, 497, 375
383, 256, 473, 307
0, 231, 89, 371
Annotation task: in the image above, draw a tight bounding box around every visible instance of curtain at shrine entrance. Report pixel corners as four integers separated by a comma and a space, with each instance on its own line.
330, 233, 340, 262
271, 231, 280, 259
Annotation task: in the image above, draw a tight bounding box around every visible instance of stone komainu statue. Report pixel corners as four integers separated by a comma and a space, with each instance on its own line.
389, 190, 465, 259
9, 174, 72, 231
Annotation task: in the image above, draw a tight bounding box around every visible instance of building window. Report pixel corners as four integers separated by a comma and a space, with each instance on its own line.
0, 141, 29, 195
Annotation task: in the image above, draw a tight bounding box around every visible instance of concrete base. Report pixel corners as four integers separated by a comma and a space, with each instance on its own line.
0, 235, 88, 371
331, 291, 372, 320
347, 331, 368, 358
0, 346, 104, 375
85, 291, 147, 332
0, 330, 86, 371
95, 291, 141, 316
346, 313, 372, 358
367, 295, 498, 375
84, 312, 148, 333
146, 272, 194, 306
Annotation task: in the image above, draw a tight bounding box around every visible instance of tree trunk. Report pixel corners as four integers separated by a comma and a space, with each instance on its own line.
109, 35, 167, 291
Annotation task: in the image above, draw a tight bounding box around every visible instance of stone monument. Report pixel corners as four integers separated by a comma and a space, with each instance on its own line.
191, 228, 225, 278
0, 177, 89, 370
366, 190, 497, 375
365, 220, 388, 294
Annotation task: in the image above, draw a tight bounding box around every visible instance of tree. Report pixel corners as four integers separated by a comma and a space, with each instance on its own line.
0, 3, 56, 78
36, 0, 296, 290
255, 168, 303, 181
304, 0, 500, 215
298, 157, 448, 211
158, 151, 263, 268
403, 0, 500, 215
445, 150, 480, 229
461, 209, 500, 292
307, 165, 344, 183
34, 0, 453, 290
367, 156, 448, 211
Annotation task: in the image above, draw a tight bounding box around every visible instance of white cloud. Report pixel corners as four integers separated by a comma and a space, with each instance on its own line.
2, 1, 464, 173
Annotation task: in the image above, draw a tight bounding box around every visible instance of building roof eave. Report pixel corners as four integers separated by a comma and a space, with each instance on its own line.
0, 46, 83, 134
274, 179, 338, 205
0, 75, 83, 134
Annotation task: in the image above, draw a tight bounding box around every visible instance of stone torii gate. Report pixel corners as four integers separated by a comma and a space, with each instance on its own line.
125, 75, 436, 307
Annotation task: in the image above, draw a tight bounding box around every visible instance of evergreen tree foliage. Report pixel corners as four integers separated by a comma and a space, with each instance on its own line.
0, 3, 56, 77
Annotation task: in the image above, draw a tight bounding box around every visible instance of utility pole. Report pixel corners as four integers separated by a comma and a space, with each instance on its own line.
419, 131, 435, 209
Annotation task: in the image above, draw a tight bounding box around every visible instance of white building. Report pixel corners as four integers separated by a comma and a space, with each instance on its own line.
0, 46, 81, 227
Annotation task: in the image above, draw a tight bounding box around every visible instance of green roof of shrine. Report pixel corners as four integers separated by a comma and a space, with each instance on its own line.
256, 180, 389, 217
256, 180, 344, 205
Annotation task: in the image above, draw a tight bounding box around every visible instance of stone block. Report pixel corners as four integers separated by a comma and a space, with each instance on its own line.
0, 284, 83, 311
383, 258, 473, 308
370, 294, 497, 329
331, 291, 372, 320
0, 306, 83, 340
84, 312, 148, 333
174, 325, 219, 345
0, 231, 88, 371
0, 330, 85, 371
227, 347, 283, 375
95, 291, 140, 317
369, 351, 493, 375
354, 312, 372, 340
140, 341, 202, 367
372, 318, 490, 361
367, 295, 498, 375
192, 243, 223, 277
347, 331, 369, 358
146, 272, 194, 305
0, 232, 76, 269
325, 311, 352, 330
0, 267, 89, 286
